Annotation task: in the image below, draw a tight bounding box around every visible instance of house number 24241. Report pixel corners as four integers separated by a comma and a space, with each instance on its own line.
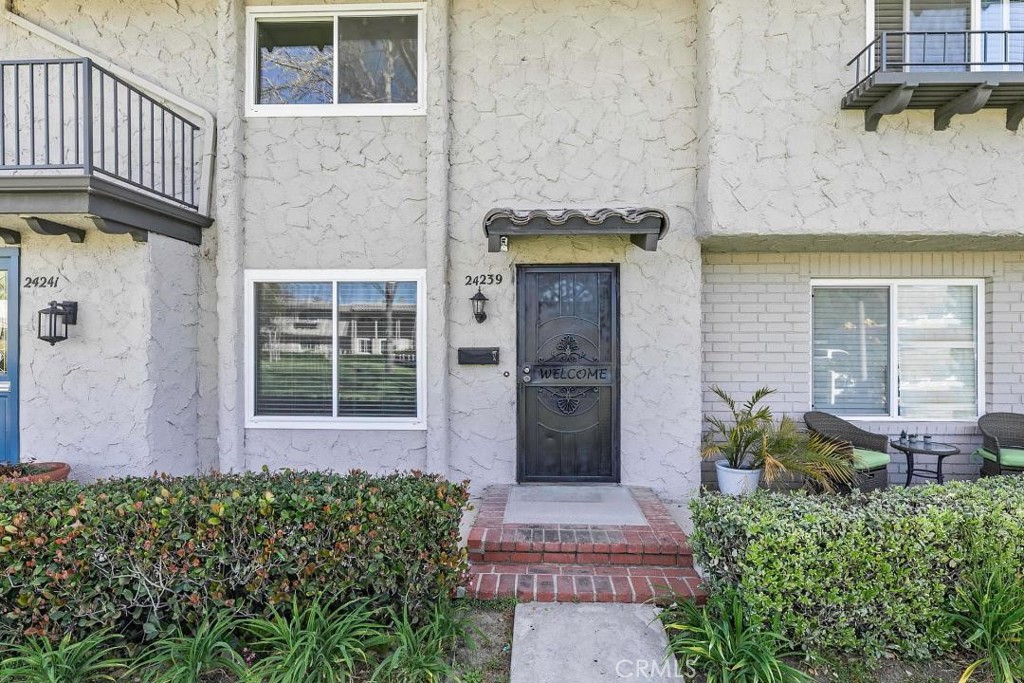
23, 276, 60, 288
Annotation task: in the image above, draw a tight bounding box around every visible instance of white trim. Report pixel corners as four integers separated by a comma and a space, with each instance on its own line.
244, 269, 427, 431
244, 4, 427, 118
810, 278, 986, 421
866, 0, 876, 45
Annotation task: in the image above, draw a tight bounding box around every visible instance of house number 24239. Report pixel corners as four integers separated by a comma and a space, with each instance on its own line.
23, 276, 60, 288
464, 274, 503, 286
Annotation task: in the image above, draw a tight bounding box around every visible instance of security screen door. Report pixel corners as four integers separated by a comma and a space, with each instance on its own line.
516, 265, 619, 483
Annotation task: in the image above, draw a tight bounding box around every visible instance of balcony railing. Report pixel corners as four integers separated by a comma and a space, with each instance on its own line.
0, 57, 204, 211
849, 30, 1024, 92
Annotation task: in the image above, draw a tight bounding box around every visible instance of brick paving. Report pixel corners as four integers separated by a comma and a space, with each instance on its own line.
465, 486, 704, 604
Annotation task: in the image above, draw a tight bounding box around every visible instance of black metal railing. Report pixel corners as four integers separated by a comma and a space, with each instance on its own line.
0, 58, 203, 211
849, 30, 1024, 92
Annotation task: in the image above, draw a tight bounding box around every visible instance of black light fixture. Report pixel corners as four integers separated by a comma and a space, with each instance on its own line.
470, 287, 488, 323
37, 301, 78, 345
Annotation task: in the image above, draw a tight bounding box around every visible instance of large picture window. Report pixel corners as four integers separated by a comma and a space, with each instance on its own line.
246, 4, 426, 117
245, 270, 426, 429
811, 280, 984, 420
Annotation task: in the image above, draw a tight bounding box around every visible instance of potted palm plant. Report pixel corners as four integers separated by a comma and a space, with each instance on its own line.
702, 386, 854, 495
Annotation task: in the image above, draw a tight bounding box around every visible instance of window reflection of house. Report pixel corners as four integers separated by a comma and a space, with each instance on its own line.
338, 303, 416, 364
260, 300, 416, 363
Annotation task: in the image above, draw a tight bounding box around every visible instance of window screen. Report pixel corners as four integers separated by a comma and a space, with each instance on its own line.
337, 281, 418, 417
256, 20, 335, 105
812, 282, 981, 418
254, 282, 333, 416
253, 277, 420, 422
896, 284, 978, 419
337, 16, 418, 104
812, 287, 891, 416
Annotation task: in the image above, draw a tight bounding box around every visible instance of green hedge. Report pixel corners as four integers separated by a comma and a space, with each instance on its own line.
0, 469, 469, 641
691, 476, 1024, 659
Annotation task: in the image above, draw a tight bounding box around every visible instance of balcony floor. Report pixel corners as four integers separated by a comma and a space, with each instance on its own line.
0, 174, 212, 245
842, 71, 1024, 131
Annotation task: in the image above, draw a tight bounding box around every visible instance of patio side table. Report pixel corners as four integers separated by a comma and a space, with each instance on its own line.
889, 439, 960, 486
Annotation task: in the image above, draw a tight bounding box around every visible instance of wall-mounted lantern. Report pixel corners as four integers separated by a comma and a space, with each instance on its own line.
470, 287, 488, 324
38, 301, 78, 345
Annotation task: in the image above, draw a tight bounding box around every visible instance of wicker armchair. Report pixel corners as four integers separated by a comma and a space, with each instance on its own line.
977, 413, 1024, 476
803, 411, 890, 491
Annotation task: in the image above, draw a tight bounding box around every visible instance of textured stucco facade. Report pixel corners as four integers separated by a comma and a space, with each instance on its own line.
0, 0, 1022, 497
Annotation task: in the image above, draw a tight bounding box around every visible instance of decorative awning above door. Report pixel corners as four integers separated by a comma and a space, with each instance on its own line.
482, 208, 670, 252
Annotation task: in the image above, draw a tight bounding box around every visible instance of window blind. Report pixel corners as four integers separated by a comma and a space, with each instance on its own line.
812, 287, 891, 416
896, 284, 978, 419
254, 282, 333, 416
336, 281, 418, 418
253, 279, 419, 420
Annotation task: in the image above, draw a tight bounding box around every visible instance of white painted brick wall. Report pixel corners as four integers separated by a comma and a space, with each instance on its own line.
701, 251, 1024, 488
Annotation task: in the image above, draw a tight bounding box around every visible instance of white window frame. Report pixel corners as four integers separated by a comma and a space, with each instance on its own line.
245, 269, 427, 430
810, 278, 986, 421
245, 3, 427, 118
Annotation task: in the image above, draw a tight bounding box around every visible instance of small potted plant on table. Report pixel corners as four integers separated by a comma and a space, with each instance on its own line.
702, 386, 854, 495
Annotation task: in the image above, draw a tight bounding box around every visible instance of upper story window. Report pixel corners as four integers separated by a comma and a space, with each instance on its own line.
811, 279, 984, 420
870, 0, 1024, 70
246, 4, 426, 117
245, 270, 426, 430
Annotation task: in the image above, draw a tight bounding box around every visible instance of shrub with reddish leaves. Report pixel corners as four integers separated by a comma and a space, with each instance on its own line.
0, 469, 469, 642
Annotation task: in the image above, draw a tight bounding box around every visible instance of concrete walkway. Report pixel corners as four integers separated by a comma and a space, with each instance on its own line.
510, 603, 683, 682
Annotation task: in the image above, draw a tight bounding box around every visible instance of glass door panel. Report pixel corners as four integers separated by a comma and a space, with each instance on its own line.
981, 0, 1024, 68
0, 251, 18, 465
907, 0, 971, 70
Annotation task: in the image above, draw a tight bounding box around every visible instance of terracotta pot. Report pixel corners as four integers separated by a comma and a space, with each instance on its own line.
1, 462, 71, 485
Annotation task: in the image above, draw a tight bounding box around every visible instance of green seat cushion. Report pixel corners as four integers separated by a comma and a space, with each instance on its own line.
852, 448, 891, 471
975, 448, 1024, 468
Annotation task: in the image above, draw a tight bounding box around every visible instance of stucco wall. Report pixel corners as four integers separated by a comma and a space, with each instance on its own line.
238, 0, 431, 472
16, 230, 201, 480
446, 0, 703, 499
701, 251, 1024, 487
696, 0, 1024, 242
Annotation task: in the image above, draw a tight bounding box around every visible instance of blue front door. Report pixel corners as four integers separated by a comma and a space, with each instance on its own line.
0, 250, 19, 464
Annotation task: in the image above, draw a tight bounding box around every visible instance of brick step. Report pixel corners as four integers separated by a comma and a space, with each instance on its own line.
466, 562, 705, 604
467, 526, 692, 567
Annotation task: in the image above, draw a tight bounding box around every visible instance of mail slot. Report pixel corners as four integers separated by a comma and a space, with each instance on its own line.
458, 347, 500, 365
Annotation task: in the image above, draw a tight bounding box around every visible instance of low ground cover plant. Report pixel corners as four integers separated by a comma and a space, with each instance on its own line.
0, 469, 469, 642
691, 476, 1024, 661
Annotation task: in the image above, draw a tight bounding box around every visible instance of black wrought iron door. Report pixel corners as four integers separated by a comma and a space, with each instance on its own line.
517, 265, 619, 482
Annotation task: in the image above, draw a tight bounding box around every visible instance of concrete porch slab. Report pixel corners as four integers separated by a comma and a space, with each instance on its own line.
510, 603, 678, 682
504, 485, 646, 526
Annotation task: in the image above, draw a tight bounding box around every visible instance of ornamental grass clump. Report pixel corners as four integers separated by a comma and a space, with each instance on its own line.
244, 597, 389, 683
662, 591, 810, 683
373, 599, 476, 683
0, 629, 128, 683
701, 386, 856, 491
948, 557, 1024, 683
134, 613, 248, 683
